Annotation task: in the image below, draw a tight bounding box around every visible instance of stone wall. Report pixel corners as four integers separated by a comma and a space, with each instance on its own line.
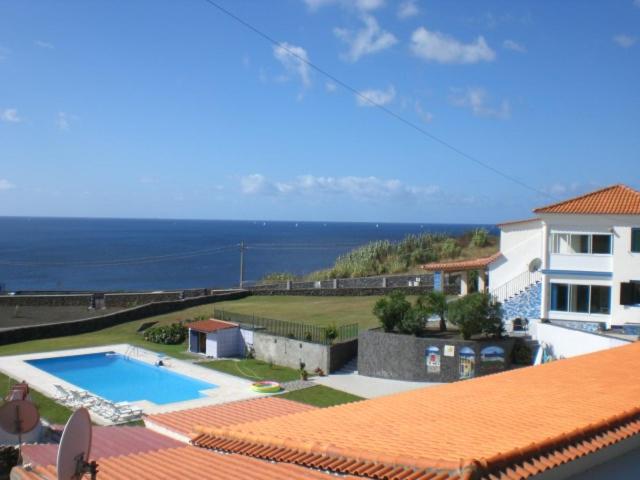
103, 292, 182, 308
358, 329, 515, 382
251, 286, 459, 297
0, 294, 93, 307
0, 290, 248, 346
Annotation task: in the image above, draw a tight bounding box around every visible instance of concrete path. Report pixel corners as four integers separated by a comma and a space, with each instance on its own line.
313, 372, 441, 399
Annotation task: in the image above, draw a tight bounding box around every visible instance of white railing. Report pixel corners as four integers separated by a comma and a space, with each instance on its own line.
490, 269, 542, 303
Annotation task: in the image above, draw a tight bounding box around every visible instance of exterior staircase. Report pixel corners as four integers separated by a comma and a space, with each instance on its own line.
490, 270, 542, 321
336, 357, 358, 375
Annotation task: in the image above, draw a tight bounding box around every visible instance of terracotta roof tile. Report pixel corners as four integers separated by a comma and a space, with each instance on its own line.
12, 446, 348, 480
533, 184, 640, 214
145, 397, 316, 438
421, 253, 501, 272
187, 319, 238, 333
191, 342, 640, 480
20, 426, 181, 467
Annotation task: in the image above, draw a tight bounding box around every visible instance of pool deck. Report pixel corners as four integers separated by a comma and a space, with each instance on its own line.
0, 344, 264, 424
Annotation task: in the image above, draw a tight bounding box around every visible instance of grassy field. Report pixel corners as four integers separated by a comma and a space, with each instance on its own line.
280, 385, 363, 407
0, 306, 123, 330
214, 295, 389, 329
0, 372, 72, 424
200, 359, 302, 383
0, 295, 387, 358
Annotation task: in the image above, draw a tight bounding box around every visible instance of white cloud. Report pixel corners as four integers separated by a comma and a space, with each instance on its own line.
613, 34, 637, 48
334, 15, 397, 62
273, 42, 311, 87
240, 173, 440, 203
356, 85, 396, 107
414, 101, 433, 123
503, 39, 526, 53
304, 0, 384, 12
34, 40, 54, 49
1, 108, 21, 123
450, 87, 511, 119
410, 27, 496, 64
0, 179, 15, 191
56, 112, 70, 130
397, 0, 419, 19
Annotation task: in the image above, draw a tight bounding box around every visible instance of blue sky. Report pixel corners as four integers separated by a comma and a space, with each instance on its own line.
1, 0, 639, 223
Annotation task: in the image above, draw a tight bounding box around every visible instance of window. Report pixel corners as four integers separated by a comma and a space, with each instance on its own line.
550, 283, 611, 314
632, 229, 640, 253
551, 233, 612, 254
620, 282, 640, 306
592, 235, 612, 254
590, 286, 611, 314
551, 284, 568, 311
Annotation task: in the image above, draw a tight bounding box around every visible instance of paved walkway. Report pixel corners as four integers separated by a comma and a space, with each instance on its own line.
313, 372, 441, 399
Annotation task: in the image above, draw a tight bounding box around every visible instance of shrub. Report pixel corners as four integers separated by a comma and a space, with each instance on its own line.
511, 340, 533, 365
447, 292, 504, 340
470, 228, 489, 248
324, 323, 338, 344
397, 308, 426, 336
261, 272, 298, 283
416, 291, 448, 332
439, 238, 462, 259
373, 292, 412, 332
143, 323, 187, 345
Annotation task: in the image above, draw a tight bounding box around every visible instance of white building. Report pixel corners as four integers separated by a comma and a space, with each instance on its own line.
489, 184, 640, 329
188, 319, 254, 358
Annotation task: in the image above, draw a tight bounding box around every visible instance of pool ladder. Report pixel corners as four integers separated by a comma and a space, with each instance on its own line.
124, 345, 140, 360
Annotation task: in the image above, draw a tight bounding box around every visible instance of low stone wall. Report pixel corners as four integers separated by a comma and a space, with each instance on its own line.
0, 294, 93, 307
0, 290, 248, 346
104, 292, 182, 308
252, 332, 357, 374
251, 286, 459, 297
358, 329, 515, 382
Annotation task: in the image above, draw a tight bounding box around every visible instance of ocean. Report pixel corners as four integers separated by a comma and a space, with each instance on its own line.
0, 217, 497, 292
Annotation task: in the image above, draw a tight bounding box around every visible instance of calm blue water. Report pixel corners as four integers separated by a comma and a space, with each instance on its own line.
27, 352, 216, 404
0, 217, 497, 291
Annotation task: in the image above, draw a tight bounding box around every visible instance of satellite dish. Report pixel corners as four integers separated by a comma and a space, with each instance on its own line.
0, 399, 40, 436
57, 408, 98, 480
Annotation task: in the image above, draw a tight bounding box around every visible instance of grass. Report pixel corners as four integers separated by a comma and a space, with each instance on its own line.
199, 359, 302, 383
0, 371, 73, 424
214, 295, 398, 330
280, 385, 363, 407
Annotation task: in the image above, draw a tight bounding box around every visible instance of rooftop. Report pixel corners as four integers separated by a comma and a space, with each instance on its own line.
145, 397, 316, 438
187, 319, 238, 333
421, 252, 501, 272
192, 342, 640, 479
533, 184, 640, 215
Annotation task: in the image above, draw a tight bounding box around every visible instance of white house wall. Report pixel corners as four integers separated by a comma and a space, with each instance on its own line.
489, 220, 542, 289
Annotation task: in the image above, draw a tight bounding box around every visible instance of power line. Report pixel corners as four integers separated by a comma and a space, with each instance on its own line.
199, 0, 556, 201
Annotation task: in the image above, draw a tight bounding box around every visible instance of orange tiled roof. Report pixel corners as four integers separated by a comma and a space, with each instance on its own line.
187, 319, 238, 333
534, 184, 640, 214
145, 397, 316, 437
191, 342, 640, 480
11, 446, 348, 480
421, 252, 501, 272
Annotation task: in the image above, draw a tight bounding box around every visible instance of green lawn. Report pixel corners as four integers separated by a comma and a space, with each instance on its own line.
199, 359, 302, 383
280, 385, 363, 407
0, 372, 72, 424
213, 295, 390, 329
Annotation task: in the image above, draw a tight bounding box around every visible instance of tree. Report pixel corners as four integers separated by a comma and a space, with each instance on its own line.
416, 291, 448, 332
447, 292, 504, 340
373, 291, 411, 332
397, 307, 426, 336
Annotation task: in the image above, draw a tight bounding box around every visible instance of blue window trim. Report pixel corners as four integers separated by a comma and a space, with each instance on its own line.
541, 269, 612, 278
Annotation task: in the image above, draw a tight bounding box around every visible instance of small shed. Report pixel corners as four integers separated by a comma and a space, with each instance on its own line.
188, 319, 245, 358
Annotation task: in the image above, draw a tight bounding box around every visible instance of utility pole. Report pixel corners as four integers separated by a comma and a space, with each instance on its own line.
239, 241, 245, 289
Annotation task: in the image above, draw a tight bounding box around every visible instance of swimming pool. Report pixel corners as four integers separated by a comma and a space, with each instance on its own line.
27, 352, 217, 405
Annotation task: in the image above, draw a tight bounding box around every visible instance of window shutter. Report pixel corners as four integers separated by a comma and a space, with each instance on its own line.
620, 283, 633, 306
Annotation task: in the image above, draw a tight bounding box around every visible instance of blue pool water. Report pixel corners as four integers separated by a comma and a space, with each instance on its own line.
27, 352, 217, 405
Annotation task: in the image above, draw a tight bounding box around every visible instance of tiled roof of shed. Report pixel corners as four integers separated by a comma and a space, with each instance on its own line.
533, 184, 640, 214
187, 319, 238, 333
20, 426, 181, 467
145, 397, 316, 437
12, 446, 349, 480
191, 342, 640, 480
421, 252, 501, 272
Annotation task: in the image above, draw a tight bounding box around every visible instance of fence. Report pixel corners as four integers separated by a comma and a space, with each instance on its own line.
213, 308, 358, 345
248, 272, 436, 292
